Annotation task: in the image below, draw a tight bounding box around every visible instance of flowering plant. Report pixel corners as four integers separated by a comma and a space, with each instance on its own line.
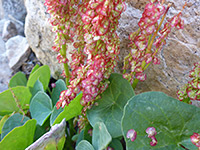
0, 0, 200, 150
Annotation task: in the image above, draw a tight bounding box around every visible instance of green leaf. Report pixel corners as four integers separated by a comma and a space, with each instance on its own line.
50, 106, 63, 126
52, 93, 83, 126
29, 79, 44, 101
27, 65, 50, 90
122, 92, 200, 150
33, 124, 46, 142
30, 64, 40, 76
109, 138, 123, 150
83, 123, 92, 144
1, 113, 29, 140
76, 140, 94, 150
0, 115, 9, 134
0, 86, 32, 115
87, 73, 134, 138
76, 130, 85, 146
51, 79, 67, 106
0, 119, 36, 149
30, 91, 53, 126
92, 122, 112, 150
9, 72, 27, 88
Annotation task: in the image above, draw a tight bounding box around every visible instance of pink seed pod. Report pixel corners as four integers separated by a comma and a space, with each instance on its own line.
51, 83, 56, 88
150, 136, 157, 146
126, 129, 137, 142
191, 133, 200, 147
146, 127, 157, 138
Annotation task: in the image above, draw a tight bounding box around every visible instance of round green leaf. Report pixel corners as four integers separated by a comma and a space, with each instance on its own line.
52, 93, 83, 126
27, 65, 50, 90
9, 72, 27, 88
0, 115, 10, 134
30, 91, 53, 126
30, 64, 40, 76
76, 140, 94, 150
0, 119, 36, 150
87, 73, 134, 138
51, 79, 67, 106
0, 86, 32, 115
122, 92, 200, 150
29, 79, 44, 101
1, 113, 29, 140
50, 106, 63, 126
92, 122, 112, 150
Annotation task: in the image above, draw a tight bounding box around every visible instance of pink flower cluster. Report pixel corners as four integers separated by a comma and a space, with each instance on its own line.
191, 133, 200, 147
44, 0, 79, 64
54, 0, 126, 109
177, 62, 200, 102
123, 0, 184, 83
126, 127, 157, 146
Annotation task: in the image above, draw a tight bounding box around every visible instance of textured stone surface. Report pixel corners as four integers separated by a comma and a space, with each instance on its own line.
2, 20, 18, 41
25, 0, 63, 79
0, 36, 12, 92
24, 0, 200, 98
0, 0, 27, 22
6, 35, 31, 70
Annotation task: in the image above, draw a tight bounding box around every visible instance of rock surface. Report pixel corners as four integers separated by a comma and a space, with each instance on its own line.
6, 35, 31, 70
25, 0, 63, 79
0, 0, 27, 22
0, 36, 12, 92
24, 0, 200, 98
2, 20, 18, 41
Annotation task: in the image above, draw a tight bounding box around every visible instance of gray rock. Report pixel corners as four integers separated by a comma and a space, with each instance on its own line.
0, 0, 27, 22
0, 18, 7, 36
2, 20, 18, 41
6, 35, 31, 71
0, 36, 12, 92
24, 0, 63, 79
24, 0, 200, 98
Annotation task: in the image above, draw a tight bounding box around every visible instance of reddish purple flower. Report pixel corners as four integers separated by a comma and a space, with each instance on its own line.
126, 129, 137, 142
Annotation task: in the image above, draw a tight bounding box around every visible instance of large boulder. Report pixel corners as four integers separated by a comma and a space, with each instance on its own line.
24, 0, 200, 98
24, 0, 62, 79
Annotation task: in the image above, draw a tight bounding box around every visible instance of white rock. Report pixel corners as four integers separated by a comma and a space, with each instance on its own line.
0, 0, 26, 22
6, 35, 31, 70
0, 36, 12, 92
2, 20, 18, 42
0, 18, 7, 36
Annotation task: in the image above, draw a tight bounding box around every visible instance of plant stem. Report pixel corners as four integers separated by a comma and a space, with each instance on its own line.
60, 44, 70, 86
146, 3, 171, 54
131, 4, 172, 90
132, 78, 139, 90
47, 87, 52, 95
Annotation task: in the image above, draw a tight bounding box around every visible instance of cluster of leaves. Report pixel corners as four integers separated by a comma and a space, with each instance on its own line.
0, 66, 200, 150
0, 65, 83, 149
